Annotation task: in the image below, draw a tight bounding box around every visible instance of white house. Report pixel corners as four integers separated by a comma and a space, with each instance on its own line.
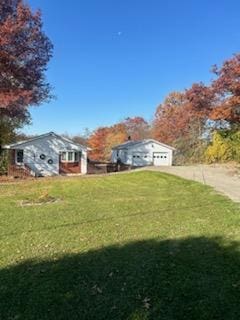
111, 139, 175, 166
3, 132, 88, 177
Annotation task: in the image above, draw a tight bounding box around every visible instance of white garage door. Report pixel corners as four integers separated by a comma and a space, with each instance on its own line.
153, 152, 169, 166
132, 153, 149, 166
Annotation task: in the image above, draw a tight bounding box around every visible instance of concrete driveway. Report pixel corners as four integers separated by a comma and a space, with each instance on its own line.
147, 165, 240, 203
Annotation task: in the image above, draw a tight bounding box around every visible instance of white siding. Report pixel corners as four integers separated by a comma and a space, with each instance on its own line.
111, 150, 118, 163
111, 141, 173, 166
15, 134, 87, 176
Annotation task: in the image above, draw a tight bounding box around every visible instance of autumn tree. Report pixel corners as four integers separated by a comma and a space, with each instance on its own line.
211, 54, 240, 126
153, 91, 190, 145
88, 127, 110, 161
152, 54, 240, 164
88, 124, 127, 161
0, 0, 53, 145
185, 83, 214, 118
103, 123, 127, 160
88, 117, 151, 161
122, 117, 150, 140
153, 87, 214, 163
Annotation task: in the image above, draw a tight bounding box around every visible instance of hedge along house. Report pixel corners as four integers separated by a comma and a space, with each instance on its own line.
3, 132, 88, 177
111, 139, 175, 167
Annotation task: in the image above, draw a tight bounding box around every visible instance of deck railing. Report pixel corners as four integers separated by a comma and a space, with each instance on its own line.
87, 162, 131, 174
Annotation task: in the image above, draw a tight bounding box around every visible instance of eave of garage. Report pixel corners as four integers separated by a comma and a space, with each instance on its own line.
112, 139, 176, 151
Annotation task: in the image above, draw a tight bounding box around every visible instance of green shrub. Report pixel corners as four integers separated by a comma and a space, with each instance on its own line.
231, 131, 240, 162
0, 150, 8, 176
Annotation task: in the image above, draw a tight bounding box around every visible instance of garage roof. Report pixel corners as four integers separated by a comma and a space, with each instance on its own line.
112, 139, 175, 151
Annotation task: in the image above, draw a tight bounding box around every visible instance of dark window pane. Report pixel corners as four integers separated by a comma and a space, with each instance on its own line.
17, 150, 23, 163
75, 152, 79, 162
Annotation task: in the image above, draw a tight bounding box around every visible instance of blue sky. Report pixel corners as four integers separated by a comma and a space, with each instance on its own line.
26, 0, 240, 135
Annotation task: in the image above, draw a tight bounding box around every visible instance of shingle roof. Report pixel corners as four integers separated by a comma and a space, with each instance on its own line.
3, 132, 89, 151
112, 139, 175, 150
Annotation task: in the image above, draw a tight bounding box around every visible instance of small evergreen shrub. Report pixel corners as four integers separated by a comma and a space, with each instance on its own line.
0, 150, 8, 176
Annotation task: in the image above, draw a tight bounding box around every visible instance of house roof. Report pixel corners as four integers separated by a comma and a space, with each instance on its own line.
3, 132, 90, 151
112, 139, 176, 151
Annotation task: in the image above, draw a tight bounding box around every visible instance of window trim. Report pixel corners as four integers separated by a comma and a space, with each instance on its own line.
60, 151, 80, 163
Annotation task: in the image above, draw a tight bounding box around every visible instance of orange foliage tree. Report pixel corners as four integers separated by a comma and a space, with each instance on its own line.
104, 124, 127, 160
88, 124, 127, 161
88, 117, 150, 161
88, 127, 110, 161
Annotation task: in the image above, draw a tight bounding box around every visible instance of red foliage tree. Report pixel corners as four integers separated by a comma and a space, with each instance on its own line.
153, 84, 216, 145
211, 54, 240, 125
153, 91, 191, 144
185, 83, 214, 119
0, 0, 53, 126
122, 117, 150, 140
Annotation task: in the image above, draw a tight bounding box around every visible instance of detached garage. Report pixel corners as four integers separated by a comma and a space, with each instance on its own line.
111, 139, 175, 167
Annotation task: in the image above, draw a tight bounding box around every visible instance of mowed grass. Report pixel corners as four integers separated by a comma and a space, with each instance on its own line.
0, 171, 240, 320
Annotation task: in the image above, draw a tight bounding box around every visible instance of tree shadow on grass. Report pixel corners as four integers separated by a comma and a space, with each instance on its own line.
1, 237, 240, 320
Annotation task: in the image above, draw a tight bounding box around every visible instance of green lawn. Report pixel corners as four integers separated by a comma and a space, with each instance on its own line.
0, 171, 240, 320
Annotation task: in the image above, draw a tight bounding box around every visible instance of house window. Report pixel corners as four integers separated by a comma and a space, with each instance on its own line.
60, 151, 80, 162
68, 152, 74, 162
16, 150, 24, 164
75, 152, 80, 162
61, 152, 67, 161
